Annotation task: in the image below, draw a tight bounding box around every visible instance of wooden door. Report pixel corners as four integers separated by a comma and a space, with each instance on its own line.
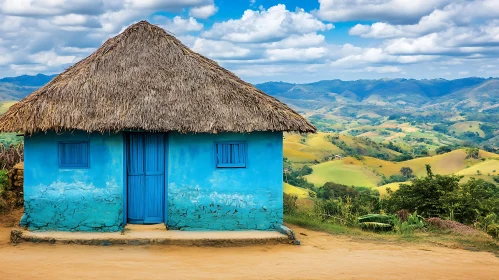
127, 133, 165, 224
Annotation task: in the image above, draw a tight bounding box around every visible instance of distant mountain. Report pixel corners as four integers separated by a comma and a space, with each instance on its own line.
256, 78, 499, 113
0, 74, 56, 87
0, 74, 56, 102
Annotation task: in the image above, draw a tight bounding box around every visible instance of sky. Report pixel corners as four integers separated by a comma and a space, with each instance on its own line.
0, 0, 498, 83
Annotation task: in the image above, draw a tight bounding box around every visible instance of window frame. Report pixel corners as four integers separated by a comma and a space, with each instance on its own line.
58, 141, 90, 169
215, 141, 247, 168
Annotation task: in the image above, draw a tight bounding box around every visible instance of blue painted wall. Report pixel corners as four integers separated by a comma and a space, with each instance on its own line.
21, 131, 124, 232
167, 132, 283, 230
21, 130, 283, 231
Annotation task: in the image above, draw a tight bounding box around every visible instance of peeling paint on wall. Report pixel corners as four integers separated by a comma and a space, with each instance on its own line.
167, 132, 283, 230
22, 131, 124, 232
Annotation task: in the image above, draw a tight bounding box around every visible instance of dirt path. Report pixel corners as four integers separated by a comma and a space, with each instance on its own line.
1, 224, 498, 280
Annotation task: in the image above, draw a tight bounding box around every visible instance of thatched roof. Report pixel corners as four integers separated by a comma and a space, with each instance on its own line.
0, 21, 315, 134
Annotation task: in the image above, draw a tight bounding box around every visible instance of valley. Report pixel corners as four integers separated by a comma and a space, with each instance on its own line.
282, 132, 499, 199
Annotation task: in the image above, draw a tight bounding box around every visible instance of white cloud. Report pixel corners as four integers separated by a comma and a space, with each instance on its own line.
124, 0, 213, 11
159, 16, 203, 34
191, 38, 253, 59
262, 33, 325, 49
0, 0, 498, 81
0, 0, 217, 76
0, 0, 107, 17
202, 4, 333, 43
29, 50, 78, 67
364, 66, 402, 73
189, 4, 218, 19
266, 47, 328, 62
331, 46, 436, 68
349, 1, 499, 39
316, 0, 453, 23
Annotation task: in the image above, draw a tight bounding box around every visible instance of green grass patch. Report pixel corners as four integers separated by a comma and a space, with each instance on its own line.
305, 160, 380, 188
284, 212, 356, 235
283, 183, 312, 199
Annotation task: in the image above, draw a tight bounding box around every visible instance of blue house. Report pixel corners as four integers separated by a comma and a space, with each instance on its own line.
0, 21, 315, 232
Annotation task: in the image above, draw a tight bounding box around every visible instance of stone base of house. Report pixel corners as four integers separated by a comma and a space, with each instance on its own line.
10, 225, 296, 246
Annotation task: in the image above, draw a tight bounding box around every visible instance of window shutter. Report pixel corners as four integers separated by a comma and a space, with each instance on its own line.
216, 142, 246, 168
58, 141, 90, 168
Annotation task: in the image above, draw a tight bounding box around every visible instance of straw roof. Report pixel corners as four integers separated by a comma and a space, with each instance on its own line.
0, 21, 315, 134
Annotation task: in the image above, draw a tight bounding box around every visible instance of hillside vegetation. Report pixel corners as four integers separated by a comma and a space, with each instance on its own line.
283, 132, 499, 197
259, 78, 499, 152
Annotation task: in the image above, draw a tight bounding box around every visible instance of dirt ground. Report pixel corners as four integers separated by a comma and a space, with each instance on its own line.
1, 214, 499, 280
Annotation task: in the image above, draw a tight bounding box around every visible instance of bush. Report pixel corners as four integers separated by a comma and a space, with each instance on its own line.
283, 193, 298, 214
435, 146, 452, 155
313, 198, 358, 226
0, 143, 23, 170
487, 224, 499, 239
379, 174, 406, 186
385, 165, 462, 218
393, 211, 424, 234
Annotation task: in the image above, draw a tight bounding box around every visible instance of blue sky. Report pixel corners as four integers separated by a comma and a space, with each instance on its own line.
0, 0, 498, 83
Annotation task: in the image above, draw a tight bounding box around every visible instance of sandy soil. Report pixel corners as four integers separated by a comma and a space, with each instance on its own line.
1, 220, 499, 280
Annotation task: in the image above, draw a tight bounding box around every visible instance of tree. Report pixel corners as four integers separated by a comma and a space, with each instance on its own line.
426, 164, 433, 178
386, 165, 462, 218
317, 182, 358, 200
466, 148, 480, 159
400, 167, 414, 179
436, 146, 452, 155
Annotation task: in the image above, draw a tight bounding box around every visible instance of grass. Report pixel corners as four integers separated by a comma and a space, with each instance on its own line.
283, 183, 312, 198
285, 212, 499, 256
376, 182, 407, 195
449, 121, 485, 137
0, 101, 17, 114
284, 213, 357, 235
456, 159, 499, 176
305, 158, 380, 188
361, 149, 497, 178
283, 132, 342, 164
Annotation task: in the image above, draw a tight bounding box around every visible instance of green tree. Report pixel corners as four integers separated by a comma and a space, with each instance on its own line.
436, 146, 452, 155
387, 165, 462, 218
466, 148, 480, 159
400, 167, 414, 179
457, 178, 499, 224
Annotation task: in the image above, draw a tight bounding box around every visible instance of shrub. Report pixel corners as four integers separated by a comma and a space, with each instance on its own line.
487, 224, 499, 239
313, 198, 358, 226
393, 211, 424, 234
0, 143, 23, 170
283, 193, 298, 214
385, 165, 462, 218
465, 148, 480, 159
436, 146, 452, 154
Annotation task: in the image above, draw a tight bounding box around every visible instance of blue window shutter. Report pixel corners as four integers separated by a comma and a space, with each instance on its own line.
58, 141, 89, 168
216, 141, 246, 168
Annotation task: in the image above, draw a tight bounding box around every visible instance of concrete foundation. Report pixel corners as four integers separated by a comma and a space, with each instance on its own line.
10, 225, 294, 246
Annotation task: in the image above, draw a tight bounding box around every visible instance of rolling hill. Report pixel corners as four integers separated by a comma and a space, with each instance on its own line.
283, 130, 499, 197
257, 78, 499, 151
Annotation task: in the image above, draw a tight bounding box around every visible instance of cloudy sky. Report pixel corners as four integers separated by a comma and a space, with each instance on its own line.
0, 0, 498, 83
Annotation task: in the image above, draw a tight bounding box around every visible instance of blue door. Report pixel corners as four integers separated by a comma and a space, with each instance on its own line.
127, 133, 166, 224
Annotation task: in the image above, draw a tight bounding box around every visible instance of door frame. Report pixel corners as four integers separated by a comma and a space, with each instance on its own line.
122, 132, 168, 226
